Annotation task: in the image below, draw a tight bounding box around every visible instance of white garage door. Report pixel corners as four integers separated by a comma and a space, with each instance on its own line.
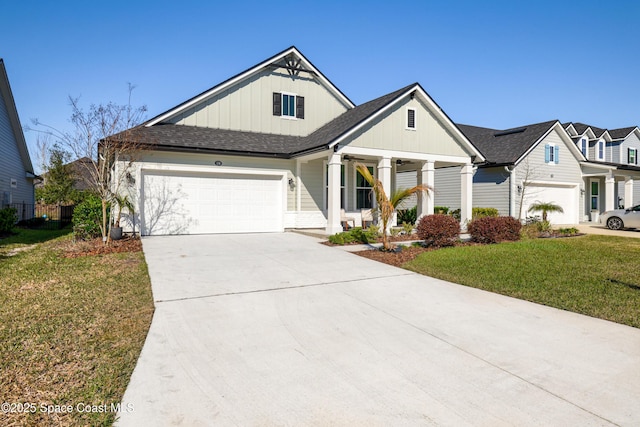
522, 184, 578, 225
141, 171, 284, 235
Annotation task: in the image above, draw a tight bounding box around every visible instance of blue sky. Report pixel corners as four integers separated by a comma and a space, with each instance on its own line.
3, 0, 639, 170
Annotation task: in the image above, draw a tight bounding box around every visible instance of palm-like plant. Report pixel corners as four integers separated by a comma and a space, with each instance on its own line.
527, 201, 563, 222
355, 162, 431, 251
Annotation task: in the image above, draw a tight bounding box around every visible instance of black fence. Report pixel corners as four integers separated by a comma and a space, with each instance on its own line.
4, 203, 74, 230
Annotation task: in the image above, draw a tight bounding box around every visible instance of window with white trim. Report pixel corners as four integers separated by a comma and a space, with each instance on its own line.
590, 180, 599, 211
597, 140, 604, 160
580, 138, 587, 157
355, 166, 375, 209
406, 108, 416, 130
273, 92, 304, 119
628, 148, 637, 165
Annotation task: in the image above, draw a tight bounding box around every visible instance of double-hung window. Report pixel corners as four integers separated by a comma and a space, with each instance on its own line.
597, 140, 604, 160
628, 148, 637, 165
273, 92, 304, 119
580, 138, 587, 157
356, 166, 375, 209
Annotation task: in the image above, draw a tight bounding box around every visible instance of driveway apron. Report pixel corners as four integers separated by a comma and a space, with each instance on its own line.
116, 233, 640, 426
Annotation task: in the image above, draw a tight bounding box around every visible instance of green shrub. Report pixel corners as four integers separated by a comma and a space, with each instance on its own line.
402, 221, 414, 235
449, 209, 461, 221
434, 206, 449, 214
558, 227, 579, 235
328, 226, 380, 245
0, 207, 18, 233
472, 207, 499, 219
397, 206, 417, 225
73, 194, 107, 240
416, 214, 460, 247
468, 216, 521, 244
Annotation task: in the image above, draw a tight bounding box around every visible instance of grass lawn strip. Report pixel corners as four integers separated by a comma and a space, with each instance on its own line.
0, 229, 154, 426
403, 235, 640, 329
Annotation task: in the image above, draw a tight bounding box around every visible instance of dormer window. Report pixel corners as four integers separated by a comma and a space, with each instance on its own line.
273, 92, 304, 119
597, 140, 604, 161
629, 148, 637, 165
580, 138, 587, 157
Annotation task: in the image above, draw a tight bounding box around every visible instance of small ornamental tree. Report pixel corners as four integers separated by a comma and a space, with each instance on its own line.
528, 201, 564, 223
355, 162, 431, 251
35, 147, 79, 204
30, 86, 147, 244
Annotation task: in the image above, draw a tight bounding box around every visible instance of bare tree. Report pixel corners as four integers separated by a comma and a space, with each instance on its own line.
34, 133, 52, 176
516, 158, 542, 221
29, 86, 147, 244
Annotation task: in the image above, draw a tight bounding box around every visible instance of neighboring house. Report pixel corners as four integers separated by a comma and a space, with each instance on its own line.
114, 46, 484, 235
0, 58, 35, 218
565, 123, 640, 217
431, 120, 585, 225
35, 156, 98, 193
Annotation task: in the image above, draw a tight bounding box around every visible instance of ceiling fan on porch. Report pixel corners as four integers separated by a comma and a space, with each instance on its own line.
342, 155, 365, 161
395, 159, 414, 166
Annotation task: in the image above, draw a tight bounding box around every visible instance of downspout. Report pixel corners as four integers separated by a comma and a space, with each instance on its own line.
505, 166, 516, 217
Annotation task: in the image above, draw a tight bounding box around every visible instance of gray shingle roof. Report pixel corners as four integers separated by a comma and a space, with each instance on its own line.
609, 126, 637, 140
457, 120, 559, 165
571, 122, 607, 138
130, 83, 417, 158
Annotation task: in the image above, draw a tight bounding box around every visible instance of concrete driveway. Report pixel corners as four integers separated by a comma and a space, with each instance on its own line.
117, 233, 640, 426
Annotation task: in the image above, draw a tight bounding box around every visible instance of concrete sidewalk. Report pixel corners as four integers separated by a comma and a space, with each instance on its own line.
117, 232, 640, 426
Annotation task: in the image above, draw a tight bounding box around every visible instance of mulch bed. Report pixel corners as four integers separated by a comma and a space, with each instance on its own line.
354, 245, 432, 267
59, 236, 143, 258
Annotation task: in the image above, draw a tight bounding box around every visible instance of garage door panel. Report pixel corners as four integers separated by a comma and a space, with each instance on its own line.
522, 184, 577, 225
142, 171, 283, 235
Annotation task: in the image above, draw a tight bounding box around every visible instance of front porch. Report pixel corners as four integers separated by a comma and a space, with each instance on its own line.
296, 147, 476, 235
581, 163, 640, 221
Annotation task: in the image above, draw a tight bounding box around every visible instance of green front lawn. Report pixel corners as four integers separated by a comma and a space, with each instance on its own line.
0, 229, 154, 426
403, 235, 640, 328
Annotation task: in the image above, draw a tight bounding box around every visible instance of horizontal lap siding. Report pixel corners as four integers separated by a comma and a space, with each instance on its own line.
434, 167, 461, 210
473, 167, 510, 215
300, 159, 323, 211
0, 94, 33, 205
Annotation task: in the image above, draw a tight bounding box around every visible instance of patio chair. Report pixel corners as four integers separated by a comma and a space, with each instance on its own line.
361, 209, 374, 228
340, 209, 356, 230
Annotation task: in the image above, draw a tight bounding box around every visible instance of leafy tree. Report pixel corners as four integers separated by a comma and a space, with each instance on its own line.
35, 148, 79, 204
527, 201, 564, 222
355, 162, 431, 251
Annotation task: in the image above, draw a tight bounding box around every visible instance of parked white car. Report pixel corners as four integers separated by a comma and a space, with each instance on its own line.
600, 204, 640, 230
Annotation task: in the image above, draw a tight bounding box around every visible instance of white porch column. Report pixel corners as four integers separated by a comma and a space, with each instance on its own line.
326, 152, 343, 235
605, 175, 616, 212
460, 163, 474, 228
378, 156, 392, 229
625, 177, 634, 208
417, 160, 434, 220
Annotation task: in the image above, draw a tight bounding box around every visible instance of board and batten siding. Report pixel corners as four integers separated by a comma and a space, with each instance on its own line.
0, 93, 33, 206
168, 69, 349, 137
135, 151, 296, 211
299, 158, 324, 211
346, 97, 470, 157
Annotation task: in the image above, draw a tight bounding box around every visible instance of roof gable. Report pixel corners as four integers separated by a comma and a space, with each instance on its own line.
146, 46, 354, 127
459, 120, 583, 166
609, 126, 639, 140
0, 59, 34, 175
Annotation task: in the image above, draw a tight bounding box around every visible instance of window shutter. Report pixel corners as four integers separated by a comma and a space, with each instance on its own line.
296, 96, 304, 119
554, 146, 560, 164
407, 109, 416, 128
273, 92, 281, 116
544, 144, 550, 163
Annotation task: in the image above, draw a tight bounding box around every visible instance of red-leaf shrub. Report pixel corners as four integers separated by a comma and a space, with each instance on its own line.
416, 214, 460, 247
467, 216, 522, 244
